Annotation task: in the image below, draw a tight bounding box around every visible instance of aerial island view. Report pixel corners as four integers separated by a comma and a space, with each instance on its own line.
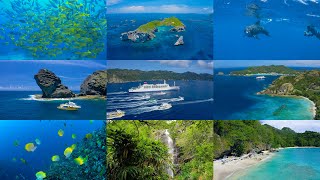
0, 120, 106, 180
215, 0, 320, 59
107, 60, 213, 120
214, 120, 320, 179
0, 0, 107, 60
0, 61, 106, 119
214, 60, 320, 120
107, 0, 213, 60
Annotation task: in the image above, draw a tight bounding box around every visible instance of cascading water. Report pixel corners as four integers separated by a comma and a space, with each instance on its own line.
164, 129, 174, 178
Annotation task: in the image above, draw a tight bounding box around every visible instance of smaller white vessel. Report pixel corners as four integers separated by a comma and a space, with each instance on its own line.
256, 76, 266, 80
57, 101, 81, 111
178, 96, 184, 101
107, 110, 125, 119
158, 103, 172, 110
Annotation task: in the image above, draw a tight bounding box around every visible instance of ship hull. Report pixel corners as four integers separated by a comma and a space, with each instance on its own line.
129, 87, 179, 93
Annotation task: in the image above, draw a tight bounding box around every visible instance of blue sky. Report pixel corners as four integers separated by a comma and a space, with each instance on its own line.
215, 60, 320, 68
0, 61, 106, 91
108, 60, 213, 74
262, 120, 320, 133
107, 0, 213, 14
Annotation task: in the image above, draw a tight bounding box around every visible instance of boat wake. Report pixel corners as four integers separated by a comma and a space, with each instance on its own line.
19, 95, 77, 101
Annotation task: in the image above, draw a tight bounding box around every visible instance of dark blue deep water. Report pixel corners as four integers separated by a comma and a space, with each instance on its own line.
0, 120, 104, 180
0, 91, 105, 120
213, 68, 314, 120
107, 80, 213, 120
107, 13, 213, 60
215, 0, 320, 59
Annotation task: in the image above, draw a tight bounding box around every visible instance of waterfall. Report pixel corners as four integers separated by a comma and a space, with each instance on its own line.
164, 129, 174, 178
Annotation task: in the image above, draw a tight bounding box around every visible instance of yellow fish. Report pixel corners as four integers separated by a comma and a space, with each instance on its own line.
51, 155, 60, 162
74, 156, 88, 166
72, 134, 76, 139
25, 143, 37, 152
70, 144, 76, 150
85, 133, 92, 139
64, 147, 73, 158
58, 129, 64, 136
35, 171, 46, 179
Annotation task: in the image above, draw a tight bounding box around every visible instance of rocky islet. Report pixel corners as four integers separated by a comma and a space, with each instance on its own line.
34, 69, 107, 98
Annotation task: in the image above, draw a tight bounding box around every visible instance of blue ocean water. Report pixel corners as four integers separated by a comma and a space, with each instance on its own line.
0, 0, 106, 60
107, 13, 213, 60
0, 91, 105, 120
213, 68, 314, 120
215, 0, 320, 59
107, 80, 213, 120
0, 120, 104, 180
237, 148, 320, 180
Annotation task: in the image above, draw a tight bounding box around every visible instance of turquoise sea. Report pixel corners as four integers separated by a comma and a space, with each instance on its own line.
236, 148, 320, 180
213, 68, 315, 120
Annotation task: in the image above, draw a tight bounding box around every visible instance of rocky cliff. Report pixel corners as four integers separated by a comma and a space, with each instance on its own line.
34, 69, 75, 98
80, 70, 107, 96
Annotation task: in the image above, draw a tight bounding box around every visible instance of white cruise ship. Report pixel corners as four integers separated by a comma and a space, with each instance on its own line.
129, 80, 179, 93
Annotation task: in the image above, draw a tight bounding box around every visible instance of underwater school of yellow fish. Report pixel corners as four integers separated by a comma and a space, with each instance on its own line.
0, 0, 107, 59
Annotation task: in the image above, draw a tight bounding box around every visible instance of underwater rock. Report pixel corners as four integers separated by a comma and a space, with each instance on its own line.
174, 36, 184, 46
80, 70, 107, 96
34, 69, 75, 98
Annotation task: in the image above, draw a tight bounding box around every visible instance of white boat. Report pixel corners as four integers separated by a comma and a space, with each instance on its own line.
129, 80, 179, 93
57, 101, 81, 111
107, 110, 125, 119
256, 76, 266, 79
158, 103, 172, 110
154, 92, 166, 95
178, 96, 184, 101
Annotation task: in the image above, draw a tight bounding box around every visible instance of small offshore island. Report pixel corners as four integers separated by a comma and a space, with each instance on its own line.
214, 120, 320, 179
33, 69, 107, 100
226, 65, 319, 119
120, 17, 186, 45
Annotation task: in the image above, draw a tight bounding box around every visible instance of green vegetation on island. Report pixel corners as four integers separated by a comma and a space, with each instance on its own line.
230, 65, 299, 75
107, 120, 213, 180
107, 69, 213, 83
214, 120, 320, 158
259, 70, 320, 119
137, 17, 185, 33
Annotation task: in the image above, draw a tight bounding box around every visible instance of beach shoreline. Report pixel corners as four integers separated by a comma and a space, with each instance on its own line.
214, 150, 275, 180
214, 147, 320, 180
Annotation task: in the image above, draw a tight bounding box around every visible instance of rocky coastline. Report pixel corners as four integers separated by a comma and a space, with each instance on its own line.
257, 72, 319, 119
34, 69, 107, 99
120, 17, 186, 43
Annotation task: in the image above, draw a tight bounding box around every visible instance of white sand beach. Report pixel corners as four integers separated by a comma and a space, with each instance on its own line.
214, 151, 275, 180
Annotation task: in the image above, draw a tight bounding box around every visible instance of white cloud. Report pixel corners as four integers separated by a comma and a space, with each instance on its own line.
261, 120, 320, 133
0, 60, 106, 69
109, 4, 213, 14
119, 6, 145, 13
107, 0, 121, 6
197, 60, 213, 69
148, 60, 192, 68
